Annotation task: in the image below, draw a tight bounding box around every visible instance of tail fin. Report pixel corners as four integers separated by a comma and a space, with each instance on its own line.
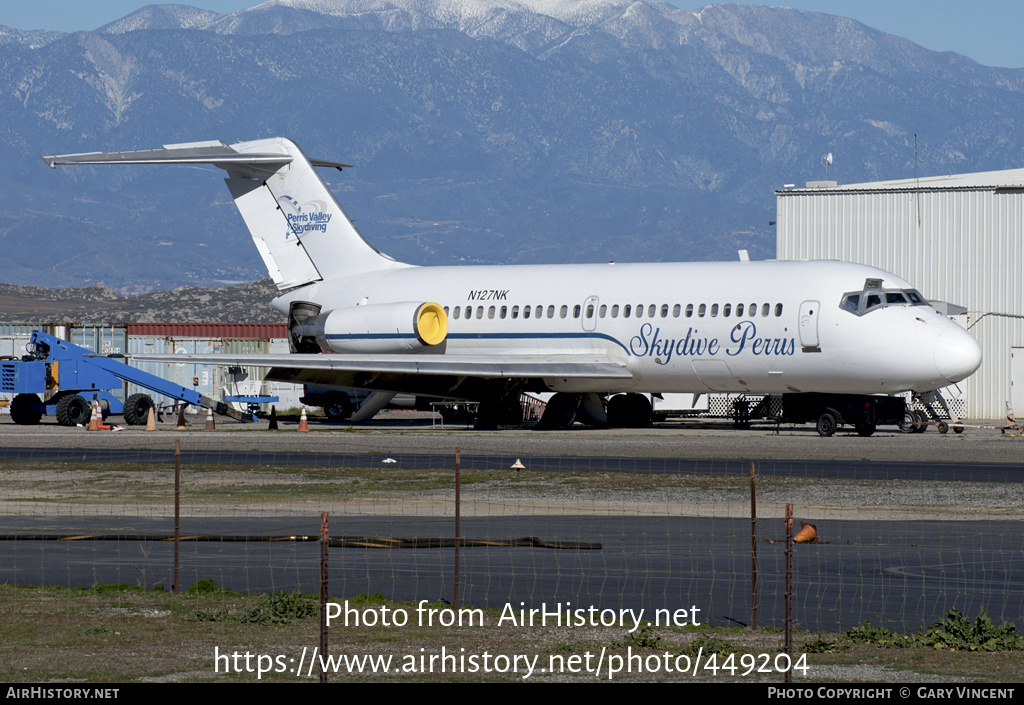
43, 137, 406, 290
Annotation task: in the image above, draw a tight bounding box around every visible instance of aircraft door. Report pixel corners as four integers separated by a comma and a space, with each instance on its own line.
582, 296, 599, 332
799, 300, 820, 351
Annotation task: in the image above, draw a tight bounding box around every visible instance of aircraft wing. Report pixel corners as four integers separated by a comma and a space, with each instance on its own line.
132, 352, 630, 378
130, 352, 632, 396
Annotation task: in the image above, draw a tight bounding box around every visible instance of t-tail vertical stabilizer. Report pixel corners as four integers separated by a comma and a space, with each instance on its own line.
43, 137, 407, 290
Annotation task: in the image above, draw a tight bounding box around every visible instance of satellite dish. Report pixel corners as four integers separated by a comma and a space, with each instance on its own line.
821, 152, 834, 179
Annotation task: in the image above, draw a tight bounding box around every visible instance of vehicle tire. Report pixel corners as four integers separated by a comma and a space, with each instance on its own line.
322, 393, 353, 423
816, 412, 837, 437
898, 411, 915, 434
953, 425, 964, 434
10, 393, 42, 425
855, 422, 876, 437
912, 409, 929, 433
937, 421, 949, 434
55, 394, 91, 427
122, 393, 155, 426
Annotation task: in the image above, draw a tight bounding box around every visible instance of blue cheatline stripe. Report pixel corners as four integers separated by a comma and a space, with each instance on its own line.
324, 331, 631, 354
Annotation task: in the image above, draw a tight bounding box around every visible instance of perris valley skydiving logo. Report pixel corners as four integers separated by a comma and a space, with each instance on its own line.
280, 195, 333, 238
630, 321, 796, 364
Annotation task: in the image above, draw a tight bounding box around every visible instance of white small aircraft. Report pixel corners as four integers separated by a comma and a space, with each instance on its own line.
43, 137, 982, 430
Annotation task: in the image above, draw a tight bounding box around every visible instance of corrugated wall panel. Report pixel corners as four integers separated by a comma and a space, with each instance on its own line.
778, 186, 1024, 419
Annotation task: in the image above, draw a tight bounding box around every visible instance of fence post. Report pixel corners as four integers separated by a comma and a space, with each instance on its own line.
173, 439, 180, 594
750, 461, 757, 629
785, 503, 793, 683
454, 447, 461, 609
320, 511, 329, 683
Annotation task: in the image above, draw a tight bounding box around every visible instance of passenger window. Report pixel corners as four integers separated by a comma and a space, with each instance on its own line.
637, 305, 644, 319
573, 305, 581, 318
774, 303, 783, 317
660, 304, 669, 318
673, 304, 680, 318
599, 304, 606, 318
500, 306, 507, 319
611, 304, 619, 318
723, 303, 731, 317
535, 305, 543, 318
488, 306, 495, 319
736, 303, 744, 316
750, 304, 757, 317
624, 304, 632, 317
761, 303, 769, 317
711, 304, 719, 317
548, 305, 555, 318
648, 304, 656, 318
524, 306, 532, 319
512, 305, 519, 319
685, 304, 693, 318
476, 307, 484, 319
585, 304, 593, 318
560, 305, 568, 318
698, 304, 706, 317
453, 307, 460, 320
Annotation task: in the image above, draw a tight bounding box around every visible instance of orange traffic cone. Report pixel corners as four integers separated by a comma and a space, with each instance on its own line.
145, 406, 156, 431
794, 521, 819, 543
298, 405, 309, 433
87, 401, 99, 431
205, 407, 215, 431
268, 405, 279, 431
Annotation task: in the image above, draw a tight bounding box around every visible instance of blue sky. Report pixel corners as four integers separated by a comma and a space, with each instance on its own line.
3, 1, 1022, 69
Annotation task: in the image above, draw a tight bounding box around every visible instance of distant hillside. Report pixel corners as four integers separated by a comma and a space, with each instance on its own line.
2, 1, 1024, 287
0, 280, 280, 324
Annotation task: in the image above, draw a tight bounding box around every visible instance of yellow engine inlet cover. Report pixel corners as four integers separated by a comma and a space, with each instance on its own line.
415, 302, 448, 346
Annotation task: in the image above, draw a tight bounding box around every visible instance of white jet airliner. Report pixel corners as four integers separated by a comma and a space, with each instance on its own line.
43, 137, 982, 430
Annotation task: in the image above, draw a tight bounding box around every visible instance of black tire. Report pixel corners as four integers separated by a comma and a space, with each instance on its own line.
10, 393, 42, 425
535, 393, 580, 430
953, 425, 964, 434
607, 393, 652, 428
937, 421, 949, 434
816, 412, 837, 437
123, 393, 155, 426
322, 393, 353, 423
855, 422, 876, 437
912, 409, 929, 434
55, 394, 91, 427
898, 411, 915, 434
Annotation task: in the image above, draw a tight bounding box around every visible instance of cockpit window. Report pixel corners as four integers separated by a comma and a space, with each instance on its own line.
840, 287, 928, 316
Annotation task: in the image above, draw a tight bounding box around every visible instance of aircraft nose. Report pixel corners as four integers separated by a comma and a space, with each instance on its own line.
934, 326, 982, 384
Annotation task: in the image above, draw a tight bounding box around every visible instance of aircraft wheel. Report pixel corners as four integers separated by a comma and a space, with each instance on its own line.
816, 412, 837, 437
535, 393, 579, 430
322, 393, 353, 423
10, 393, 42, 425
55, 394, 91, 427
607, 393, 652, 428
123, 393, 155, 426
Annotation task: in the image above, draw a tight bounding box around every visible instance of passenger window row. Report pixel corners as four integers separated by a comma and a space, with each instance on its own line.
444, 302, 785, 321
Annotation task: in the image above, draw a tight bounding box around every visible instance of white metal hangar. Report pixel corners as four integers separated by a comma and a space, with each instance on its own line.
775, 169, 1024, 421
